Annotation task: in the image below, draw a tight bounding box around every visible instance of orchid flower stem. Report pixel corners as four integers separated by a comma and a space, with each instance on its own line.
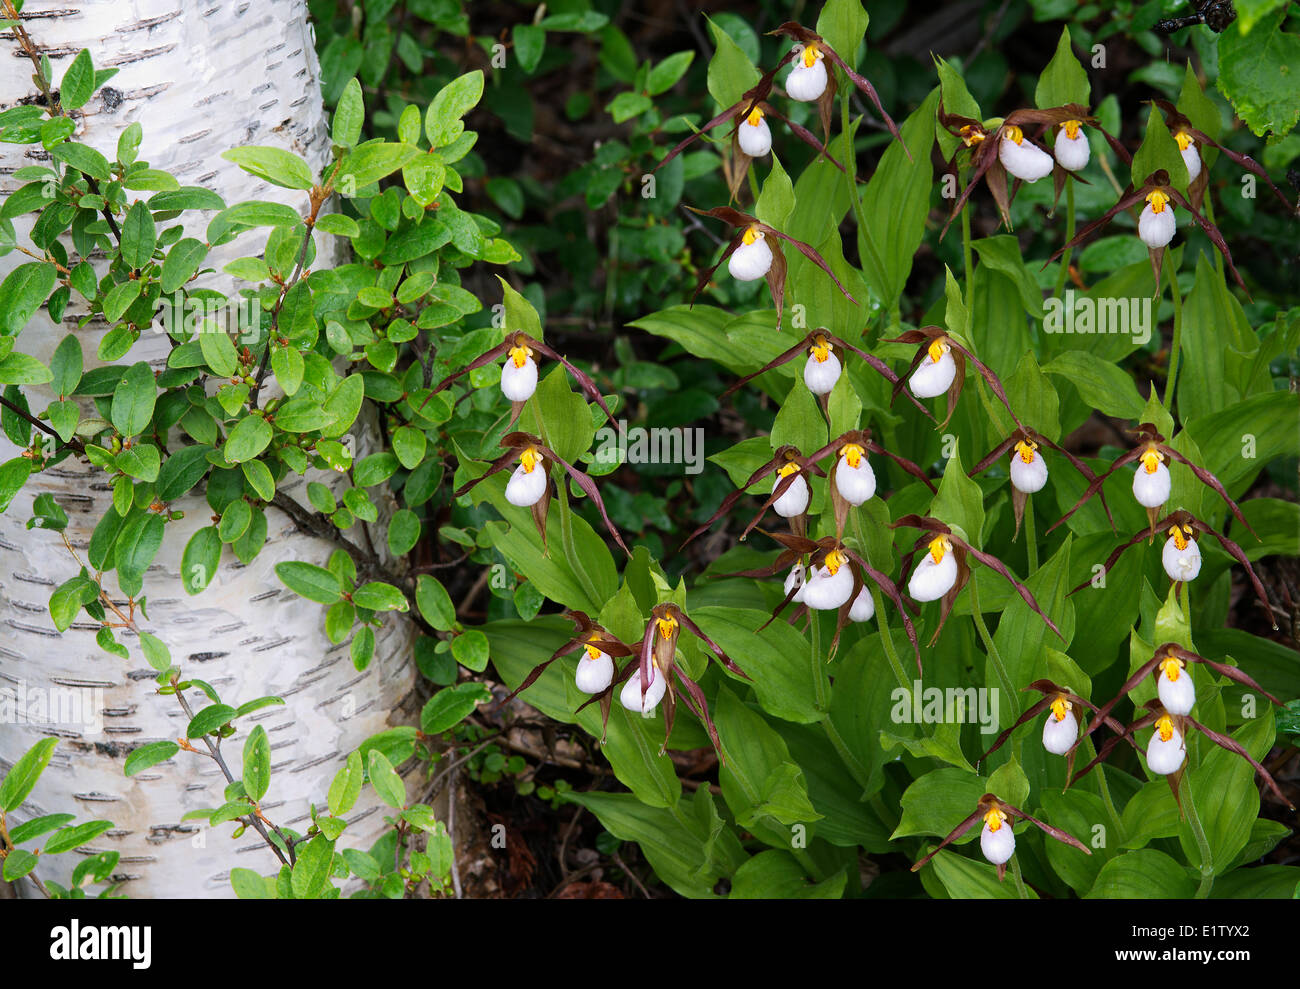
1203, 196, 1226, 282
1182, 774, 1216, 898
531, 404, 601, 609
841, 74, 887, 283
968, 574, 1019, 720
809, 607, 828, 713
852, 507, 911, 694
1081, 735, 1123, 835
1053, 178, 1076, 301
823, 718, 872, 789
1162, 249, 1184, 414
1024, 495, 1039, 574
961, 184, 975, 314
1009, 856, 1031, 898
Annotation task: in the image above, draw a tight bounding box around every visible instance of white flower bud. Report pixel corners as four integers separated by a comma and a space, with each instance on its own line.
786, 47, 828, 102
848, 585, 875, 623
1138, 195, 1177, 249
619, 663, 668, 714
980, 812, 1016, 865
999, 127, 1054, 182
1054, 124, 1090, 171
803, 349, 841, 395
1042, 705, 1077, 755
803, 558, 854, 611
772, 470, 810, 518
737, 111, 773, 157
575, 646, 615, 694
728, 231, 773, 281
1180, 142, 1202, 183
504, 455, 548, 507
910, 344, 956, 398
1162, 533, 1202, 583
1156, 657, 1195, 716
1132, 457, 1171, 508
1009, 443, 1048, 494
835, 448, 876, 506
1146, 718, 1186, 775
501, 351, 538, 402
908, 540, 958, 602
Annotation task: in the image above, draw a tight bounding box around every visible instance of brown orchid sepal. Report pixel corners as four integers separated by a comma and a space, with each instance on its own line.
910, 792, 1090, 882
1048, 423, 1256, 541
686, 206, 857, 333
679, 444, 824, 550
971, 426, 1114, 538
1152, 99, 1296, 217
1043, 169, 1247, 296
1066, 509, 1275, 631
806, 428, 935, 540
977, 678, 1131, 781
892, 514, 1066, 646
882, 326, 1020, 431
422, 330, 621, 433
575, 603, 749, 761
502, 610, 636, 706
721, 328, 935, 422
454, 431, 630, 557
1070, 700, 1294, 811
766, 22, 909, 160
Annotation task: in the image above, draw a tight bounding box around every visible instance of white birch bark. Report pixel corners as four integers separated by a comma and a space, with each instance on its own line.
0, 1, 418, 897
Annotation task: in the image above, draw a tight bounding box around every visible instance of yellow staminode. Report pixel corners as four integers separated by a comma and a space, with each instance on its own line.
1174, 131, 1193, 152
1160, 655, 1184, 682
984, 807, 1007, 832
959, 125, 985, 147
746, 106, 764, 127
778, 462, 801, 479
927, 535, 950, 565
810, 335, 832, 363
802, 43, 819, 68
1050, 695, 1073, 722
926, 338, 948, 363
1146, 190, 1171, 214
824, 548, 847, 575
584, 643, 603, 661
1156, 714, 1175, 742
742, 225, 760, 246
508, 343, 533, 368
841, 443, 865, 469
657, 613, 678, 639
1015, 439, 1038, 464
1063, 119, 1082, 140
1168, 524, 1190, 551
1003, 124, 1024, 145
520, 447, 542, 473
1140, 447, 1164, 474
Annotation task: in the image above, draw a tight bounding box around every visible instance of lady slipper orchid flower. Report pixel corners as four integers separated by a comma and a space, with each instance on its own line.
426, 330, 621, 431
972, 426, 1113, 538
978, 679, 1130, 779
579, 603, 750, 760
1047, 169, 1247, 294
884, 326, 1021, 430
502, 610, 635, 704
454, 431, 630, 556
911, 793, 1090, 882
938, 103, 1121, 235
893, 515, 1065, 646
687, 206, 857, 332
806, 428, 935, 539
767, 23, 908, 155
681, 445, 825, 548
1053, 117, 1091, 172
1050, 423, 1256, 540
721, 328, 934, 421
729, 531, 922, 671
1073, 644, 1281, 741
1151, 100, 1296, 216
1071, 700, 1294, 811
653, 71, 847, 201
1068, 509, 1276, 629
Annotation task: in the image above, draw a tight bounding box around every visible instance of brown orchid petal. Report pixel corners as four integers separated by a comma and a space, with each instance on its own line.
1043, 184, 1150, 270
1047, 446, 1144, 536
1190, 521, 1277, 630
954, 536, 1065, 641
766, 107, 851, 176
1164, 187, 1248, 294
656, 104, 744, 173
763, 227, 858, 304
533, 442, 630, 556
428, 337, 516, 397
1165, 645, 1283, 707
909, 806, 987, 873
1003, 804, 1091, 854
843, 547, 923, 674
676, 609, 750, 680
766, 239, 789, 332
1185, 716, 1294, 808
1157, 444, 1256, 538
675, 669, 724, 761
528, 339, 622, 433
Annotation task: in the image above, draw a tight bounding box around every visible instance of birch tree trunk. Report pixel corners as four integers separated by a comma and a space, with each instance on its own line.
0, 1, 418, 897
